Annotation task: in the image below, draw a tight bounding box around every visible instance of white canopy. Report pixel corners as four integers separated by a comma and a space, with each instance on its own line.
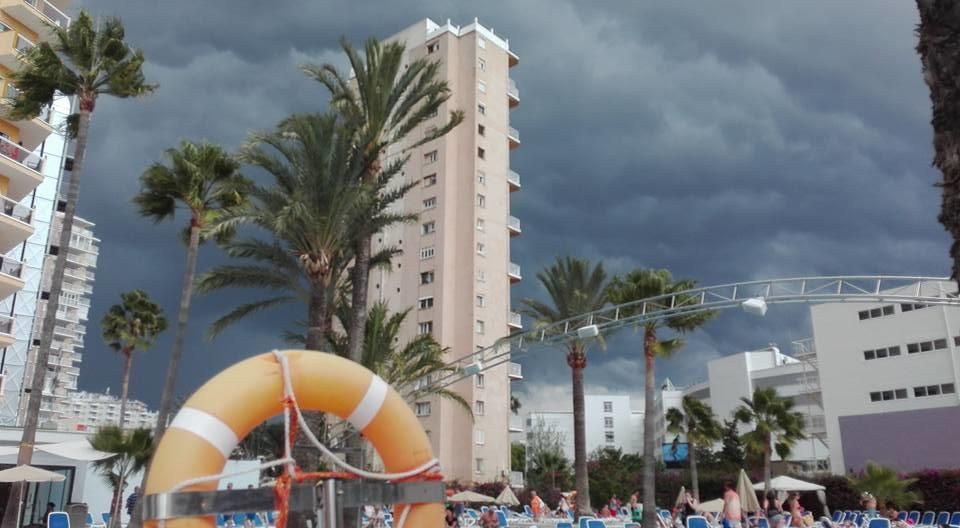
753, 476, 825, 491
0, 442, 114, 461
0, 465, 66, 483
449, 490, 496, 503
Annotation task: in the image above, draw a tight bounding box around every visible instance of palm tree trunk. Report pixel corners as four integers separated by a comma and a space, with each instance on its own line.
127, 225, 201, 528
642, 326, 658, 528
346, 237, 371, 360
690, 438, 700, 501
119, 350, 133, 429
153, 223, 201, 438
764, 439, 772, 492
305, 281, 330, 351
916, 0, 960, 286
1, 107, 92, 528
570, 352, 591, 516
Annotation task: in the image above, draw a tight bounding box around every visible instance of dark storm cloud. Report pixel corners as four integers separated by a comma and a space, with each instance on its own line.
67, 0, 943, 410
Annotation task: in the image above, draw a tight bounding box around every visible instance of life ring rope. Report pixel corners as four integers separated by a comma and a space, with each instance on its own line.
156, 350, 440, 528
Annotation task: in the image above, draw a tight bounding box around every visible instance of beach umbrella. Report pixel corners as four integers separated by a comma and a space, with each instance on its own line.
737, 469, 762, 513
699, 498, 724, 513
0, 465, 66, 527
753, 476, 825, 492
449, 490, 496, 503
496, 486, 520, 506
674, 486, 687, 508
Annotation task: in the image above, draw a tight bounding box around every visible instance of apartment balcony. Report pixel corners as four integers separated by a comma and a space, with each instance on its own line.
509, 362, 523, 380
507, 170, 521, 192
509, 471, 524, 488
0, 256, 24, 300
508, 425, 523, 434
508, 262, 521, 283
0, 315, 14, 348
65, 251, 96, 268
0, 195, 33, 253
0, 0, 71, 38
0, 135, 44, 201
507, 78, 519, 108
507, 215, 521, 237
0, 30, 33, 70
507, 126, 520, 149
1, 81, 56, 152
508, 311, 522, 330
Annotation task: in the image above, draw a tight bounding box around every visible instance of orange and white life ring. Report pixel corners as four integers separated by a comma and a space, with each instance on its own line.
144, 350, 442, 527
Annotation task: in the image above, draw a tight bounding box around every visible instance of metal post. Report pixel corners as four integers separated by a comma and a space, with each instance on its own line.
322, 480, 338, 528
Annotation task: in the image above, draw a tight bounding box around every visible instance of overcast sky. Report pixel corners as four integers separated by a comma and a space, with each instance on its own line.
66, 0, 943, 417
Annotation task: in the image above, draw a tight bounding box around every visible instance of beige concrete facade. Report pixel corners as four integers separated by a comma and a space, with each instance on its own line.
373, 18, 521, 483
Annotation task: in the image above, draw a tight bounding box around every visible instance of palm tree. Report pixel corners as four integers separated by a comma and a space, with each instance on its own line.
133, 140, 250, 442
522, 256, 608, 515
665, 396, 722, 500
606, 269, 715, 528
89, 426, 152, 528
915, 1, 960, 286
197, 113, 368, 350
850, 463, 921, 509
2, 14, 155, 528
101, 290, 167, 430
304, 36, 463, 366
528, 451, 573, 491
733, 387, 806, 490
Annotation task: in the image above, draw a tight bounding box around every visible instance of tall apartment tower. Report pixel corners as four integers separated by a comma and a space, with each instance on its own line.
0, 1, 72, 424
18, 211, 97, 429
374, 18, 523, 482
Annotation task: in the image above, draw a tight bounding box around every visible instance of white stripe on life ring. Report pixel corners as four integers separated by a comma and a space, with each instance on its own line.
169, 407, 240, 459
346, 375, 388, 432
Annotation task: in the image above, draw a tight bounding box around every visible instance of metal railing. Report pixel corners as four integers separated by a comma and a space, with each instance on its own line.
14, 34, 34, 54
509, 262, 521, 278
0, 195, 33, 224
0, 133, 43, 172
508, 215, 521, 232
508, 170, 521, 187
508, 126, 520, 141
0, 315, 13, 335
509, 362, 522, 378
509, 311, 522, 327
508, 78, 519, 100
0, 256, 23, 278
24, 0, 71, 28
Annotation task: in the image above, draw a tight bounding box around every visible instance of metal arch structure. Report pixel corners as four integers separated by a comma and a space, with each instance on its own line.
411, 275, 960, 397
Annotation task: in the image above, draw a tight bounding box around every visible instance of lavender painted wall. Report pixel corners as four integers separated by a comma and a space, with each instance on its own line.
839, 405, 960, 472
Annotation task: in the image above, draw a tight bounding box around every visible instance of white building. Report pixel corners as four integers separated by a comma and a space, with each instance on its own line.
525, 394, 644, 462
811, 282, 960, 474
53, 390, 158, 432
652, 378, 685, 460
673, 345, 829, 472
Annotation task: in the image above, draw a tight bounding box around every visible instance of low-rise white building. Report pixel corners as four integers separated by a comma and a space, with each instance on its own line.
525, 394, 644, 462
55, 390, 158, 432
811, 282, 960, 474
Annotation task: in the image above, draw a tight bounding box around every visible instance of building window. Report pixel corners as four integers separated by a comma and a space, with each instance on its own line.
605, 431, 614, 443
424, 173, 437, 187
477, 194, 486, 208
478, 37, 486, 48
476, 218, 485, 231
476, 374, 484, 388
858, 305, 895, 320
901, 303, 930, 312
476, 242, 485, 255
475, 429, 485, 445
421, 221, 436, 235
478, 81, 486, 93
603, 401, 613, 413
476, 320, 485, 334
477, 171, 486, 185
477, 270, 486, 283
418, 297, 434, 310
476, 295, 485, 307
423, 197, 437, 210
478, 57, 486, 70
475, 458, 484, 474
863, 350, 875, 361
915, 383, 955, 397
415, 402, 431, 416
420, 271, 435, 284
427, 41, 439, 54
478, 103, 486, 115
604, 417, 613, 429
475, 400, 485, 416
424, 150, 438, 164
418, 321, 433, 335
477, 147, 485, 159
420, 246, 435, 260
478, 124, 486, 136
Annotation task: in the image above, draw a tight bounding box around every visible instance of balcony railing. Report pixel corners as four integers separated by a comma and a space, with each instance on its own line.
24, 0, 70, 28
509, 311, 522, 328
0, 314, 13, 335
14, 33, 33, 54
508, 78, 519, 100
508, 215, 521, 234
508, 126, 520, 142
0, 256, 23, 278
509, 471, 524, 488
0, 195, 33, 224
509, 362, 523, 379
0, 133, 43, 172
508, 170, 521, 189
509, 262, 521, 280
